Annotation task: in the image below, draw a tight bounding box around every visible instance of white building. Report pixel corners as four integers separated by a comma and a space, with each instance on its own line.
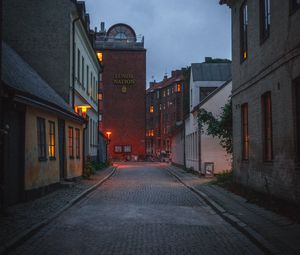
197, 80, 232, 174
71, 8, 101, 160
184, 60, 231, 173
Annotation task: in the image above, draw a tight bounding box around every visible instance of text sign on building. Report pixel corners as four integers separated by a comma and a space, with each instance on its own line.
113, 74, 136, 86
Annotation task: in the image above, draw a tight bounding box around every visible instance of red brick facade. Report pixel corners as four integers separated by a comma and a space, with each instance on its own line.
101, 49, 146, 159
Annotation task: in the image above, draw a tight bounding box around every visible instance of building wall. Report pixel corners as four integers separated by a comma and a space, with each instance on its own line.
185, 112, 200, 172
230, 0, 300, 203
65, 119, 83, 179
200, 82, 232, 174
24, 106, 83, 190
3, 0, 74, 102
171, 129, 185, 167
101, 49, 146, 159
24, 107, 60, 190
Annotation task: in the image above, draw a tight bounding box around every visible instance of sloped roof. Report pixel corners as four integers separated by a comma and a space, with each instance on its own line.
191, 62, 231, 82
2, 42, 80, 118
146, 73, 184, 93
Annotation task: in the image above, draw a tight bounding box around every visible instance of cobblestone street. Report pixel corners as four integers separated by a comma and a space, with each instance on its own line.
8, 163, 264, 255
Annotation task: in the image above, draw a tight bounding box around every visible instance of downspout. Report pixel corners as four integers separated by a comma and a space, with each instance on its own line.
82, 119, 88, 175
72, 16, 80, 110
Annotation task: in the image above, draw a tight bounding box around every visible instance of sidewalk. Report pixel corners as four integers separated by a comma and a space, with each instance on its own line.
0, 166, 116, 255
166, 165, 300, 255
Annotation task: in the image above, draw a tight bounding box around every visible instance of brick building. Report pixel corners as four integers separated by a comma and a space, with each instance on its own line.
221, 0, 300, 203
145, 70, 185, 158
92, 23, 146, 160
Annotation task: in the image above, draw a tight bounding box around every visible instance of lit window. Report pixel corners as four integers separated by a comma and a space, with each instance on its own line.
177, 84, 181, 92
98, 92, 103, 101
75, 128, 80, 158
240, 1, 248, 62
37, 117, 46, 160
49, 121, 55, 159
97, 52, 103, 62
123, 145, 132, 153
150, 105, 154, 113
68, 127, 74, 158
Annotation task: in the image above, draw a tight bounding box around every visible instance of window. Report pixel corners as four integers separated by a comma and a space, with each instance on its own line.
241, 104, 249, 160
199, 87, 217, 101
240, 1, 248, 62
86, 65, 89, 91
123, 145, 132, 153
90, 119, 92, 145
295, 79, 300, 164
97, 52, 103, 62
157, 91, 160, 99
93, 76, 96, 100
290, 0, 300, 13
262, 92, 273, 161
49, 121, 55, 159
68, 127, 74, 158
177, 83, 181, 92
81, 57, 84, 86
260, 0, 271, 42
150, 105, 154, 113
75, 128, 80, 158
77, 49, 80, 80
37, 117, 46, 160
114, 145, 122, 153
98, 92, 103, 101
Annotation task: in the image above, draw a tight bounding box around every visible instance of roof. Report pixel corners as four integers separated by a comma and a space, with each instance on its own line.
146, 73, 184, 93
2, 42, 82, 121
191, 62, 231, 82
192, 79, 232, 113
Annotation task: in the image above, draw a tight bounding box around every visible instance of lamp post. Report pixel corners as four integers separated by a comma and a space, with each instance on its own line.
105, 131, 112, 163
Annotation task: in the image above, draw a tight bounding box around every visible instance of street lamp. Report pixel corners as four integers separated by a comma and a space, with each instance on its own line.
105, 131, 112, 163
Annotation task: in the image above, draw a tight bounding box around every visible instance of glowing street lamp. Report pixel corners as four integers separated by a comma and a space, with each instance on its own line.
106, 131, 112, 144
75, 105, 91, 118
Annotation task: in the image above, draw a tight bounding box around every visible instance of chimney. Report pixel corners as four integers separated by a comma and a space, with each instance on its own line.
95, 27, 97, 33
164, 73, 168, 80
205, 57, 213, 62
101, 22, 105, 32
150, 82, 155, 88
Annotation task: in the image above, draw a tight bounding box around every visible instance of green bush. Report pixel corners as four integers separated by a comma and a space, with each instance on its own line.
213, 170, 233, 186
83, 160, 111, 179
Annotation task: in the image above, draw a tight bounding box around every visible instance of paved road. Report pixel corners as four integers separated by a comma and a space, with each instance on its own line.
9, 163, 264, 255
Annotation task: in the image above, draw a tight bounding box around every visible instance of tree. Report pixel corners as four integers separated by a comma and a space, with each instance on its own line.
197, 98, 232, 154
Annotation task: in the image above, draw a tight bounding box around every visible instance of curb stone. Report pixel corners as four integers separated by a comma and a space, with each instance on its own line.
165, 166, 281, 255
0, 166, 117, 255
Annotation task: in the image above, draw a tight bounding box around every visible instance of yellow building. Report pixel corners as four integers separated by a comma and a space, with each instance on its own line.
1, 42, 85, 205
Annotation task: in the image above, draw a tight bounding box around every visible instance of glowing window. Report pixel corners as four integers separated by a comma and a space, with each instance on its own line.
97, 52, 103, 62
150, 105, 154, 113
177, 84, 181, 92
48, 121, 55, 159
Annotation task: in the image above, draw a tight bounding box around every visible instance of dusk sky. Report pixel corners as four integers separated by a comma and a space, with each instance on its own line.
84, 0, 231, 86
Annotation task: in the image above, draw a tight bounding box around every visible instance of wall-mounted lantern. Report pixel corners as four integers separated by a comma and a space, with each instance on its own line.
75, 105, 91, 118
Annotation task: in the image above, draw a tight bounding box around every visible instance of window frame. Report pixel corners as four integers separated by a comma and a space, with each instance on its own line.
260, 0, 271, 43
75, 128, 80, 159
81, 57, 84, 87
37, 117, 47, 161
77, 49, 80, 81
262, 92, 273, 162
294, 78, 300, 165
48, 121, 56, 160
241, 103, 249, 161
240, 0, 248, 63
68, 127, 74, 159
114, 145, 123, 153
123, 145, 132, 153
290, 0, 300, 14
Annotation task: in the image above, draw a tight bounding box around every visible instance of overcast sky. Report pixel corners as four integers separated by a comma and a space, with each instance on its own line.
84, 0, 231, 86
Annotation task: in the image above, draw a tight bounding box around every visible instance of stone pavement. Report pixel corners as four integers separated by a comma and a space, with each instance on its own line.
166, 164, 300, 255
0, 166, 116, 255
7, 162, 265, 255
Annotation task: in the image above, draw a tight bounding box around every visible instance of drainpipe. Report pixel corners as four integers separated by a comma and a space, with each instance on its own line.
82, 118, 88, 175
72, 16, 80, 109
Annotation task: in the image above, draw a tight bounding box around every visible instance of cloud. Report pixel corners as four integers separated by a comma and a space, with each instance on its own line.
85, 0, 231, 85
